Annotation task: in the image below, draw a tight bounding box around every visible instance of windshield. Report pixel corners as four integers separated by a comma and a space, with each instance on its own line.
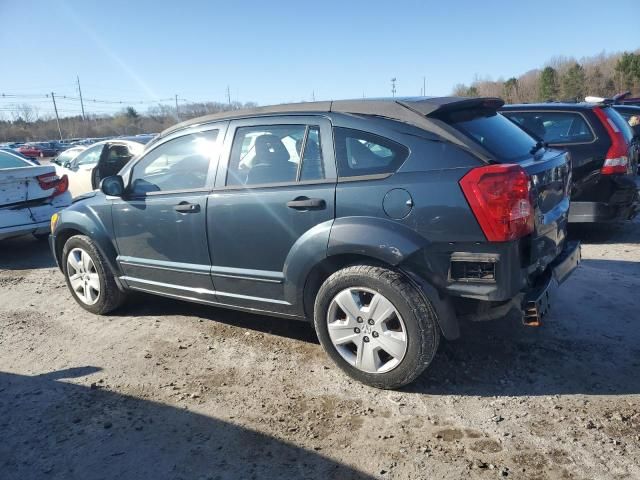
55, 148, 82, 165
439, 108, 537, 161
0, 150, 31, 169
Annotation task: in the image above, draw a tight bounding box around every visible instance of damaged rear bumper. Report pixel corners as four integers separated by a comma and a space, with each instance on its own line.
460, 241, 581, 325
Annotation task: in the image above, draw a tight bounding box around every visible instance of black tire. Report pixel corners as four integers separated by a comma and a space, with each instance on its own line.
314, 265, 440, 389
61, 234, 126, 314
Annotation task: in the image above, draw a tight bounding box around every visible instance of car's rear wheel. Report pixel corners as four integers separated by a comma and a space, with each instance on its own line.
314, 265, 440, 389
62, 235, 126, 314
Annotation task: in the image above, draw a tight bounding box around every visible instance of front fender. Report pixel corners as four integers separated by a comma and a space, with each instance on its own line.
327, 216, 428, 265
52, 202, 120, 276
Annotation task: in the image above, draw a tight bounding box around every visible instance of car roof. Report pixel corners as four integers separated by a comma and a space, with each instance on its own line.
158, 97, 505, 140
88, 138, 149, 148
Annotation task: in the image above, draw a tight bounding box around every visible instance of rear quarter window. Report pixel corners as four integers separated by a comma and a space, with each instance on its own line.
333, 128, 408, 177
439, 109, 536, 162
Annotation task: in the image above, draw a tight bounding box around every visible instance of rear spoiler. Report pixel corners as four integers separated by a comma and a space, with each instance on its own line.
397, 97, 505, 118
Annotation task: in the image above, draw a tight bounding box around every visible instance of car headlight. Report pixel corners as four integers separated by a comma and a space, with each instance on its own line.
50, 212, 59, 233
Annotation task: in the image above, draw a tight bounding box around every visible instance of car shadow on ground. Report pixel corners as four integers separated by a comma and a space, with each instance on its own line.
406, 256, 640, 397
0, 235, 56, 270
0, 367, 372, 480
121, 294, 320, 344
120, 256, 640, 399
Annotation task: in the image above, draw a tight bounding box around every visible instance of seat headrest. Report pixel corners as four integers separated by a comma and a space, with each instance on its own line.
254, 134, 290, 165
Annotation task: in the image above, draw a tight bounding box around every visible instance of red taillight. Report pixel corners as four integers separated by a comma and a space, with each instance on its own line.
36, 173, 68, 197
593, 107, 629, 175
459, 164, 534, 242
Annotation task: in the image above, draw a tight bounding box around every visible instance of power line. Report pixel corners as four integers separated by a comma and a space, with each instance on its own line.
0, 92, 176, 105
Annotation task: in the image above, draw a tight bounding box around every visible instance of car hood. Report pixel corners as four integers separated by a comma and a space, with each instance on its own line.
72, 190, 98, 204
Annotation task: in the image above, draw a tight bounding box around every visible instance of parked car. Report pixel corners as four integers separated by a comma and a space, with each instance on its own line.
51, 145, 87, 167
0, 148, 40, 165
50, 97, 579, 389
501, 103, 639, 223
54, 137, 149, 198
18, 143, 57, 158
49, 141, 73, 154
0, 149, 71, 241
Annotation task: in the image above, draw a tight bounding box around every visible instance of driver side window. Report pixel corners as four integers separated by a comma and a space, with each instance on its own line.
74, 145, 103, 167
130, 129, 219, 195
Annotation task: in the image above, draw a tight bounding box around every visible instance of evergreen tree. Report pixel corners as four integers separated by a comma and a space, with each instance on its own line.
561, 63, 586, 100
539, 67, 558, 101
503, 77, 518, 102
615, 52, 640, 91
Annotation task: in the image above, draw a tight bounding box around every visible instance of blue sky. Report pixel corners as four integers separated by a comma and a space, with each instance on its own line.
1, 0, 638, 117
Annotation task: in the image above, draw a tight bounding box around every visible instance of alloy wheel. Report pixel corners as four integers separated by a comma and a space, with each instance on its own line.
327, 287, 407, 374
66, 248, 100, 305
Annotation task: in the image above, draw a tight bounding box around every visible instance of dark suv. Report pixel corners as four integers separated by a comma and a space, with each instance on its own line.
501, 103, 639, 223
49, 97, 579, 389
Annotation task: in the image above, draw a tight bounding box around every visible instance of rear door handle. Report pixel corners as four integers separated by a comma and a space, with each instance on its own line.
174, 202, 200, 213
286, 197, 326, 210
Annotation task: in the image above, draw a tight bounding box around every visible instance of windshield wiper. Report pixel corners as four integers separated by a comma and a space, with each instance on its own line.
530, 140, 546, 155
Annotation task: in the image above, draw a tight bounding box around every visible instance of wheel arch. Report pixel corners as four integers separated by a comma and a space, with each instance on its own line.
53, 214, 121, 278
301, 252, 460, 341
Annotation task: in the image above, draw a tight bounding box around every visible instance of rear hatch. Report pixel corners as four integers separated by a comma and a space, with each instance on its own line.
0, 162, 60, 229
431, 104, 571, 272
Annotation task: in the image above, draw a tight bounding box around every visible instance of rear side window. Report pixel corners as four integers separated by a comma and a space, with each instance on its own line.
74, 144, 103, 166
503, 111, 594, 144
333, 128, 408, 177
226, 124, 325, 186
0, 151, 30, 169
441, 109, 536, 162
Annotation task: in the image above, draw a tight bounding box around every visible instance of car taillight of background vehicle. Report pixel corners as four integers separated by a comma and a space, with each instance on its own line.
459, 164, 534, 242
36, 173, 69, 197
593, 107, 630, 175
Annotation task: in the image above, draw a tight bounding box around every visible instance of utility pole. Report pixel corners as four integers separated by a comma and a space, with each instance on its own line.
391, 78, 397, 97
76, 76, 86, 120
226, 85, 231, 106
423, 76, 426, 96
50, 92, 63, 140
175, 94, 179, 118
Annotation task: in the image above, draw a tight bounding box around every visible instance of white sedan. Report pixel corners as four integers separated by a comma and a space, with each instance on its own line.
53, 137, 151, 198
0, 149, 72, 241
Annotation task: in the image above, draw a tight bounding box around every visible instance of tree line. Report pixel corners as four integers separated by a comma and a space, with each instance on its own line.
3, 49, 640, 142
0, 101, 257, 142
453, 50, 640, 102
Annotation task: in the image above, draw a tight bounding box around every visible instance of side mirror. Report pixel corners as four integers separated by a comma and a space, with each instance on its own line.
100, 175, 125, 197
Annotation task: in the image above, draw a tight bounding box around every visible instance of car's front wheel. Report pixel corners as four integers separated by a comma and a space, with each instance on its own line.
314, 265, 440, 389
62, 235, 126, 314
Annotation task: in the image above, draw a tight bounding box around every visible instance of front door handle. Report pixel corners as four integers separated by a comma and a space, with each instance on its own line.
174, 202, 200, 213
286, 197, 326, 210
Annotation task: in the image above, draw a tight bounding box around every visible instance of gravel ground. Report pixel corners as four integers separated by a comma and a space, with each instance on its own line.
1, 218, 639, 479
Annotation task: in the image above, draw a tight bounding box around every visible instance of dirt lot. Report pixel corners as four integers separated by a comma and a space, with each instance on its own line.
1, 219, 639, 480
